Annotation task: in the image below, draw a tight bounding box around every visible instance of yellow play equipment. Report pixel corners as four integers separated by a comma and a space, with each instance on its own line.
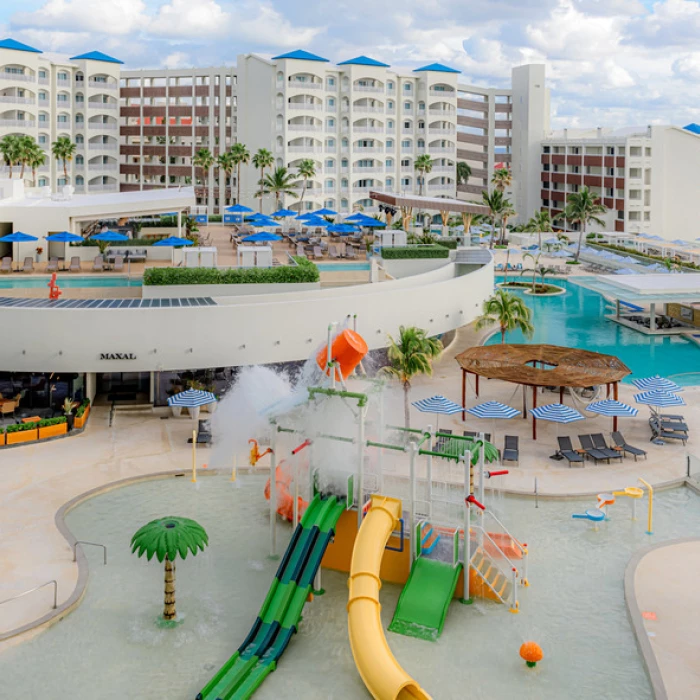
347, 495, 432, 700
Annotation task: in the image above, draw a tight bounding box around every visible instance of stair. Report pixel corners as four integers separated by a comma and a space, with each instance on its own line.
470, 547, 513, 605
420, 522, 440, 556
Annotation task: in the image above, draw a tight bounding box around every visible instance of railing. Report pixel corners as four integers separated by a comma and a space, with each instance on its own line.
353, 106, 384, 113
482, 508, 528, 583
88, 142, 118, 150
353, 166, 384, 174
429, 89, 455, 97
470, 526, 519, 609
0, 119, 35, 127
87, 184, 118, 192
287, 145, 322, 153
288, 103, 323, 111
354, 126, 384, 133
288, 81, 322, 90
429, 128, 456, 136
89, 163, 118, 171
0, 580, 57, 612
354, 146, 383, 153
429, 146, 454, 153
88, 123, 118, 129
354, 85, 383, 93
352, 186, 382, 194
430, 165, 454, 174
72, 540, 107, 565
38, 77, 49, 85
1, 72, 35, 82
427, 183, 453, 191
429, 109, 455, 117
57, 78, 71, 86
287, 124, 322, 132
88, 80, 117, 90
0, 96, 35, 104
89, 102, 117, 110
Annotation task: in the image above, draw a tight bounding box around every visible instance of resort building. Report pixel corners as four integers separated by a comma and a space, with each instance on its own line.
539, 125, 700, 236
0, 38, 123, 194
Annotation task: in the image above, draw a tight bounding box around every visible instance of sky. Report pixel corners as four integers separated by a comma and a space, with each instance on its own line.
3, 0, 700, 129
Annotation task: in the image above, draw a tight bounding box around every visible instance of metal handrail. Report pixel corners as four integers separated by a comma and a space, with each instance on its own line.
0, 580, 57, 610
72, 541, 107, 565
483, 509, 526, 558
470, 526, 520, 589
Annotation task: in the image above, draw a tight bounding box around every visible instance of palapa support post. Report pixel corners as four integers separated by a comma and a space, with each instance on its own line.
532, 385, 538, 440
461, 369, 467, 421
613, 382, 619, 432
559, 386, 564, 404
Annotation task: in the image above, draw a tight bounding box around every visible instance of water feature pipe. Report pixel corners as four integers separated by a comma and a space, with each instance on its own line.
378, 388, 385, 493
638, 477, 654, 534
366, 440, 406, 452
426, 424, 433, 518
292, 439, 312, 455
269, 422, 278, 558
358, 402, 367, 529
308, 386, 368, 407
408, 441, 418, 566
462, 454, 471, 601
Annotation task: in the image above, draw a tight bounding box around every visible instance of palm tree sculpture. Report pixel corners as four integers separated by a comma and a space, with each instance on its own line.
131, 516, 209, 621
475, 289, 534, 344
456, 161, 471, 186
252, 148, 274, 213
491, 167, 512, 193
296, 158, 316, 211
51, 136, 77, 183
562, 186, 607, 262
27, 143, 46, 187
193, 148, 215, 212
482, 189, 506, 250
230, 142, 250, 206
260, 166, 299, 210
525, 210, 553, 251
0, 134, 22, 178
217, 151, 235, 208
381, 326, 443, 428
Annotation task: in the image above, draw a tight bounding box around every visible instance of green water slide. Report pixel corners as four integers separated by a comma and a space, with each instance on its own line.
388, 557, 463, 642
197, 494, 345, 700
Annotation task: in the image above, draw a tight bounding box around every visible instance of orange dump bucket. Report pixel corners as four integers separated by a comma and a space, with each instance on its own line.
317, 328, 368, 380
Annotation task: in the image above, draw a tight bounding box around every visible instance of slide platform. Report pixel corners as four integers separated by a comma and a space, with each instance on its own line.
389, 557, 462, 642
347, 494, 432, 700
197, 493, 345, 700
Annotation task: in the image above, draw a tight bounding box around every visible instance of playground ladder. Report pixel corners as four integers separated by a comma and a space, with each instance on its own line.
469, 527, 521, 611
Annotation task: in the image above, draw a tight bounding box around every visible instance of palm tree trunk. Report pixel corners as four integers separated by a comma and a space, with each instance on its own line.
236, 163, 241, 205
163, 556, 176, 620
403, 382, 411, 429
501, 325, 506, 344
259, 168, 264, 213
300, 179, 307, 210
489, 217, 495, 250
32, 167, 36, 187
19, 162, 25, 181
575, 221, 585, 262
63, 160, 68, 182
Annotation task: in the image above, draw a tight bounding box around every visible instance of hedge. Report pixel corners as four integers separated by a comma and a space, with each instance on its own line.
5, 416, 67, 433
143, 257, 319, 286
437, 239, 458, 250
590, 242, 699, 270
76, 399, 90, 418
381, 246, 450, 260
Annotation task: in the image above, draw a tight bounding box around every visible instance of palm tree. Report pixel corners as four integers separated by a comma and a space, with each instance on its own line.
260, 166, 299, 210
481, 189, 506, 250
17, 135, 36, 182
456, 161, 471, 186
51, 136, 77, 183
492, 167, 512, 192
217, 151, 235, 208
230, 142, 250, 206
296, 158, 316, 211
499, 200, 515, 246
524, 210, 553, 251
0, 134, 22, 178
27, 143, 46, 186
475, 289, 534, 344
562, 186, 607, 262
414, 153, 433, 196
381, 326, 443, 428
252, 148, 274, 213
131, 516, 209, 621
193, 148, 215, 211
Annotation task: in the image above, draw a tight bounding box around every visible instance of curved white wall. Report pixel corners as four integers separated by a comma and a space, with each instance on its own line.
0, 261, 493, 373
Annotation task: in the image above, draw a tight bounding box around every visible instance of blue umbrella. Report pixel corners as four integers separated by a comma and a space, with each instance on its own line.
530, 403, 584, 442
344, 213, 367, 221
328, 224, 360, 235
313, 208, 337, 217
614, 268, 637, 275
634, 390, 685, 409
302, 216, 330, 228
242, 232, 282, 243
45, 231, 83, 243
586, 399, 638, 430
296, 212, 315, 220
357, 218, 385, 228
153, 236, 194, 247
226, 204, 254, 213
0, 231, 39, 242
671, 239, 688, 246
412, 395, 464, 431
91, 230, 129, 241
271, 208, 297, 218
632, 375, 683, 392
250, 217, 279, 228
551, 249, 572, 258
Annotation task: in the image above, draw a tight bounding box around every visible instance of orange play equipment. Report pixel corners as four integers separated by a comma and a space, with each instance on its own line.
316, 328, 368, 381
47, 273, 62, 300
249, 438, 272, 467
264, 461, 308, 522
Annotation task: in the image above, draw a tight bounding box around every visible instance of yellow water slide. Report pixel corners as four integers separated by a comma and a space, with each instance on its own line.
347, 495, 432, 700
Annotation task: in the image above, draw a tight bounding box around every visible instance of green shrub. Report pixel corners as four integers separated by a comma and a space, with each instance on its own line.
38, 417, 67, 428
436, 239, 458, 250
6, 421, 39, 433
381, 246, 450, 260
209, 215, 222, 223
70, 237, 165, 248
76, 399, 90, 418
143, 257, 319, 286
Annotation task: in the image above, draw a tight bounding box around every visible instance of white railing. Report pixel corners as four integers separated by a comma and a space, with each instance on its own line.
89, 163, 118, 171
430, 165, 454, 174
352, 186, 382, 194
88, 81, 117, 90
387, 128, 396, 134
429, 146, 454, 153
55, 121, 71, 129
0, 96, 35, 104
353, 106, 384, 113
38, 77, 49, 85
288, 145, 323, 153
353, 166, 383, 173
429, 128, 455, 136
469, 528, 519, 609
353, 126, 384, 133
428, 183, 454, 192
39, 98, 49, 106
88, 142, 118, 150
400, 166, 413, 172
287, 124, 322, 132
324, 146, 337, 153
88, 123, 118, 129
429, 89, 455, 97
401, 145, 414, 152
354, 146, 383, 153
353, 85, 383, 93
289, 81, 322, 90
288, 103, 323, 111
89, 102, 117, 110
429, 109, 455, 117
0, 119, 35, 127
324, 186, 336, 194
1, 73, 34, 82
87, 183, 118, 192
57, 78, 70, 86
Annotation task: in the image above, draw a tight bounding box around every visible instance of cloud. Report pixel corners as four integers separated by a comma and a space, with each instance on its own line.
162, 51, 190, 70
151, 0, 230, 38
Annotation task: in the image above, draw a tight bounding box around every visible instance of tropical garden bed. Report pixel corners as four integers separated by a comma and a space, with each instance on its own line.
0, 399, 91, 447
498, 281, 565, 296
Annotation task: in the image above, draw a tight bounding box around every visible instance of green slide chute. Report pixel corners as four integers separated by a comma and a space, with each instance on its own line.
389, 557, 462, 642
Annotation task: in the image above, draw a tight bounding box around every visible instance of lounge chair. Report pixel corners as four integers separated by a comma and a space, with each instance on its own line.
649, 415, 689, 433
502, 436, 519, 465
46, 257, 59, 273
296, 244, 306, 257
112, 255, 124, 272
578, 435, 612, 463
92, 255, 104, 272
313, 246, 323, 260
22, 257, 34, 273
611, 431, 647, 461
650, 418, 688, 444
591, 433, 624, 462
69, 256, 81, 272
557, 436, 585, 466
0, 256, 11, 273
345, 247, 358, 259
328, 245, 340, 259
495, 263, 504, 271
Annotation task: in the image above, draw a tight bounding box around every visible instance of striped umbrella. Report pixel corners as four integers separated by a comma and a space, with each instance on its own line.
466, 401, 521, 449
632, 375, 683, 393
586, 399, 638, 431
168, 389, 217, 432
634, 390, 685, 409
530, 403, 584, 442
412, 395, 463, 432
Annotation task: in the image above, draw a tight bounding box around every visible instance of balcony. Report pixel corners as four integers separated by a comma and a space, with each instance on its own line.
0, 96, 35, 105
88, 122, 118, 129
38, 77, 49, 85
430, 165, 454, 174
429, 109, 455, 117
87, 184, 118, 192
352, 186, 382, 194
1, 73, 35, 83
354, 146, 383, 153
89, 80, 117, 90
287, 103, 323, 111
88, 142, 118, 150
54, 120, 71, 130
353, 85, 383, 93
324, 186, 336, 194
288, 145, 323, 153
427, 183, 454, 192
89, 101, 117, 110
89, 162, 118, 171
287, 124, 323, 132
288, 81, 323, 90
429, 89, 455, 98
353, 166, 383, 174
353, 126, 384, 134
353, 106, 384, 114
429, 128, 455, 136
429, 146, 455, 154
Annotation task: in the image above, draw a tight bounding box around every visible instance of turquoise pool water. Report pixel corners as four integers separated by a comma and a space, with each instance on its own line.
0, 275, 142, 289
489, 277, 700, 385
316, 262, 370, 272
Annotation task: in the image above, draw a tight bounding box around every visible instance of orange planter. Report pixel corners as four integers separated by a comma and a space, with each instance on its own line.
74, 405, 90, 429
39, 423, 68, 440
6, 429, 38, 445
0, 432, 4, 446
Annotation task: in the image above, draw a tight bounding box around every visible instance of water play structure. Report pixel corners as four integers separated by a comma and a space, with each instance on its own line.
198, 324, 530, 700
572, 479, 654, 533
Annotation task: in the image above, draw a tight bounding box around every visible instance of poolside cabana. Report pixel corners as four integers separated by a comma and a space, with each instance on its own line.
455, 344, 631, 439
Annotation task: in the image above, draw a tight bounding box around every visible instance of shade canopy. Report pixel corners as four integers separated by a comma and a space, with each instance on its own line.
530, 404, 585, 424
0, 231, 39, 242
412, 395, 463, 415
301, 216, 330, 228
153, 236, 194, 247
90, 230, 129, 241
226, 204, 254, 213
632, 375, 683, 393
296, 212, 315, 220
356, 218, 385, 228
456, 344, 631, 388
271, 208, 297, 217
250, 218, 280, 228
466, 401, 521, 419
242, 232, 282, 242
45, 231, 83, 243
586, 399, 638, 418
328, 224, 360, 234
312, 208, 337, 216
167, 389, 217, 407
634, 390, 685, 407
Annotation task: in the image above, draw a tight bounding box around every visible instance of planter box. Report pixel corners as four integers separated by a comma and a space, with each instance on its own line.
39, 423, 68, 439
0, 432, 4, 446
6, 429, 38, 445
74, 405, 90, 429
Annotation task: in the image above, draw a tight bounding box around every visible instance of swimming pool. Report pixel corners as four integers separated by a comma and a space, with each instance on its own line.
316, 262, 370, 272
489, 276, 700, 385
3, 474, 700, 700
0, 275, 142, 289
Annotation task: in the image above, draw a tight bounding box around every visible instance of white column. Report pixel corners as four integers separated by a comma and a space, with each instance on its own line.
177, 211, 182, 238
650, 303, 656, 331
269, 423, 278, 557
357, 404, 367, 529
409, 441, 417, 565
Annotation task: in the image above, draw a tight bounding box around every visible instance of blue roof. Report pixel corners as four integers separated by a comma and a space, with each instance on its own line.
338, 55, 390, 68
70, 50, 124, 64
413, 62, 461, 74
0, 38, 42, 54
272, 49, 329, 63
683, 123, 700, 135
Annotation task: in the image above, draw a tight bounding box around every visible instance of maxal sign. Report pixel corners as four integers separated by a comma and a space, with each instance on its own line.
99, 353, 137, 360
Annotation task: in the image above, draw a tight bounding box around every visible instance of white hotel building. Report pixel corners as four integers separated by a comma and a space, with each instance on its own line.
0, 38, 122, 194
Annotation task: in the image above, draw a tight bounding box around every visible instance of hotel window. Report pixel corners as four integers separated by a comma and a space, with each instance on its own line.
388, 101, 394, 110
328, 97, 335, 107
606, 146, 615, 155
4, 66, 25, 75
387, 120, 394, 128
401, 140, 411, 148
401, 158, 410, 167
38, 178, 47, 187
387, 81, 394, 90
543, 164, 550, 171
327, 77, 335, 87
417, 139, 425, 147
386, 177, 393, 187
403, 101, 411, 110
386, 139, 393, 148
57, 115, 68, 123
645, 147, 652, 157
606, 188, 614, 196
385, 158, 393, 167
542, 198, 549, 206
403, 120, 411, 129
327, 118, 335, 127
38, 69, 47, 79
39, 91, 47, 101
76, 134, 84, 144
57, 94, 68, 102
327, 138, 335, 147
75, 115, 84, 124
341, 158, 348, 167
325, 179, 333, 188
401, 177, 410, 186
58, 72, 69, 80
75, 94, 84, 103
325, 158, 334, 168
76, 155, 83, 165
58, 177, 67, 186
38, 134, 47, 144
403, 83, 412, 92
418, 121, 424, 129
